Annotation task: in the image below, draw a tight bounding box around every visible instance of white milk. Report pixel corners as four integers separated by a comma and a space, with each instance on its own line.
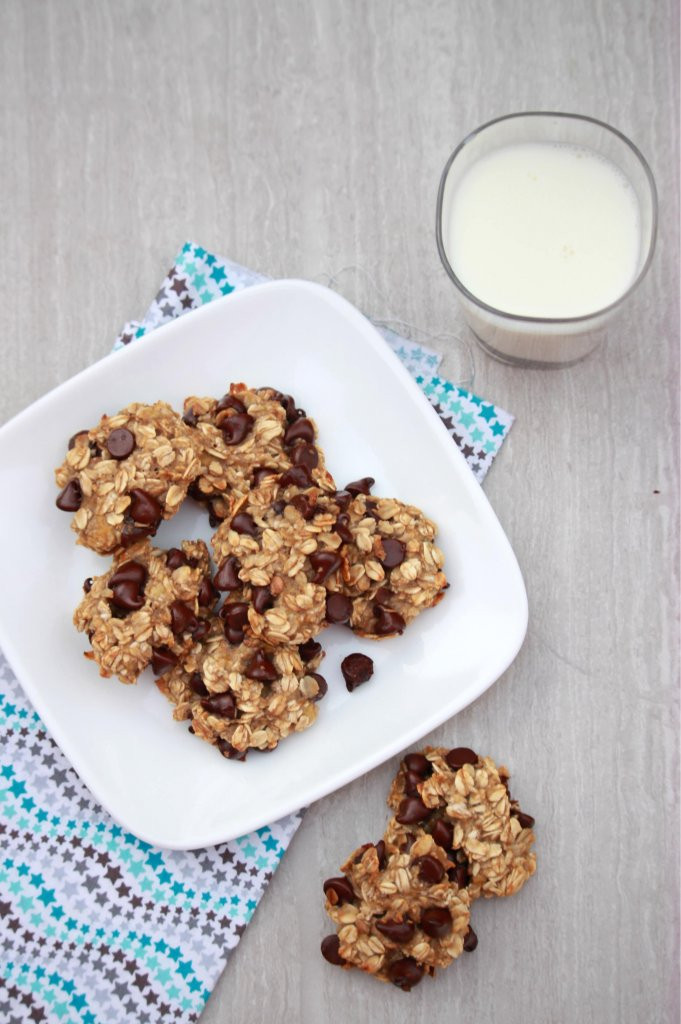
445, 142, 641, 321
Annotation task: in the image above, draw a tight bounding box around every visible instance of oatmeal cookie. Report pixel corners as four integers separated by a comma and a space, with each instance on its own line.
321, 834, 472, 990
55, 402, 202, 555
386, 747, 537, 900
325, 493, 448, 638
182, 383, 335, 523
155, 631, 327, 759
73, 539, 217, 685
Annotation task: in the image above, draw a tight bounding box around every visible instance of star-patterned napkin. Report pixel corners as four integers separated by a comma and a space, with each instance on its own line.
0, 243, 514, 1024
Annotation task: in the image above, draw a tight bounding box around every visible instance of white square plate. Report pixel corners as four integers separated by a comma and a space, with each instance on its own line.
0, 281, 527, 849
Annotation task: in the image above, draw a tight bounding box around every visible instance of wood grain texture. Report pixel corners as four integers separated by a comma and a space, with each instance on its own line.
1, 1, 678, 1021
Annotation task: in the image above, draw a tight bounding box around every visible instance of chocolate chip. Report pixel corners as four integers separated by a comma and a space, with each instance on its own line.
191, 620, 211, 642
374, 586, 393, 607
201, 692, 237, 718
221, 602, 249, 629
106, 427, 135, 460
165, 548, 188, 570
308, 672, 328, 700
333, 490, 353, 511
188, 672, 208, 697
198, 577, 218, 607
379, 538, 406, 569
452, 864, 469, 888
217, 738, 247, 761
169, 600, 198, 635
345, 477, 374, 496
284, 417, 314, 446
445, 747, 478, 771
244, 649, 279, 682
396, 796, 430, 824
56, 480, 82, 511
322, 877, 355, 904
387, 958, 423, 991
373, 606, 406, 636
341, 653, 374, 692
109, 561, 147, 588
128, 488, 162, 527
513, 810, 536, 829
415, 855, 445, 884
333, 513, 353, 543
309, 551, 342, 584
214, 556, 241, 591
403, 770, 424, 796
252, 466, 277, 487
252, 586, 274, 614
403, 753, 430, 777
221, 412, 254, 446
272, 500, 286, 515
120, 524, 155, 547
430, 819, 454, 850
320, 935, 345, 966
278, 465, 311, 488
288, 494, 315, 520
224, 625, 245, 646
291, 443, 319, 470
420, 907, 452, 939
109, 580, 145, 612
67, 429, 89, 450
463, 926, 478, 952
216, 393, 246, 414
231, 512, 258, 536
83, 577, 93, 593
150, 646, 178, 675
325, 593, 352, 624
375, 839, 386, 868
298, 639, 322, 662
376, 918, 415, 943
182, 408, 198, 427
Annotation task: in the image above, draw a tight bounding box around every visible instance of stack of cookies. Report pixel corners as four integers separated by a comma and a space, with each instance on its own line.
55, 384, 448, 760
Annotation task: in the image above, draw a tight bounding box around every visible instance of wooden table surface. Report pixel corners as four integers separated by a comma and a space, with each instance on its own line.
1, 2, 679, 1022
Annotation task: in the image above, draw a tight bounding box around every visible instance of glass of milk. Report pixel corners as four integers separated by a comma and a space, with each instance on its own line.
436, 112, 657, 367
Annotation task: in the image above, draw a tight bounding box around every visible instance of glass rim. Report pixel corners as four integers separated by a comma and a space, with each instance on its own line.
435, 111, 659, 326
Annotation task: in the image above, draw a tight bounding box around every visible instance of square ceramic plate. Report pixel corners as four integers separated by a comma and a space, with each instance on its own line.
0, 280, 527, 849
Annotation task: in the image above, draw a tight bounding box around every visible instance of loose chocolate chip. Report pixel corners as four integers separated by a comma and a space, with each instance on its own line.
106, 427, 135, 460
298, 639, 322, 662
278, 465, 311, 488
375, 839, 387, 868
191, 620, 211, 642
325, 592, 352, 624
396, 796, 430, 825
128, 488, 162, 527
56, 480, 82, 511
217, 738, 247, 761
109, 561, 147, 588
291, 443, 319, 470
216, 393, 246, 414
420, 907, 452, 939
379, 538, 406, 569
221, 602, 249, 630
341, 653, 374, 692
415, 855, 445, 884
403, 770, 424, 796
376, 918, 415, 943
252, 586, 274, 614
404, 753, 431, 777
333, 489, 353, 511
322, 877, 355, 904
445, 747, 478, 771
198, 577, 218, 607
345, 477, 374, 497
374, 586, 393, 607
320, 934, 345, 966
244, 649, 279, 683
333, 513, 353, 543
430, 819, 454, 850
165, 548, 188, 570
201, 692, 237, 718
188, 672, 208, 697
221, 412, 254, 446
169, 600, 198, 635
463, 926, 478, 952
284, 417, 314, 446
308, 672, 328, 701
231, 512, 258, 536
214, 556, 241, 591
373, 606, 406, 636
224, 624, 245, 646
67, 429, 89, 450
182, 408, 198, 427
387, 958, 423, 991
513, 810, 536, 829
309, 551, 342, 584
288, 494, 315, 520
252, 466, 277, 487
109, 580, 145, 612
83, 577, 93, 593
150, 646, 178, 675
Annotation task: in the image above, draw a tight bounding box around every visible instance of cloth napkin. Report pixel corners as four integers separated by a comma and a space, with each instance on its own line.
0, 243, 514, 1024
